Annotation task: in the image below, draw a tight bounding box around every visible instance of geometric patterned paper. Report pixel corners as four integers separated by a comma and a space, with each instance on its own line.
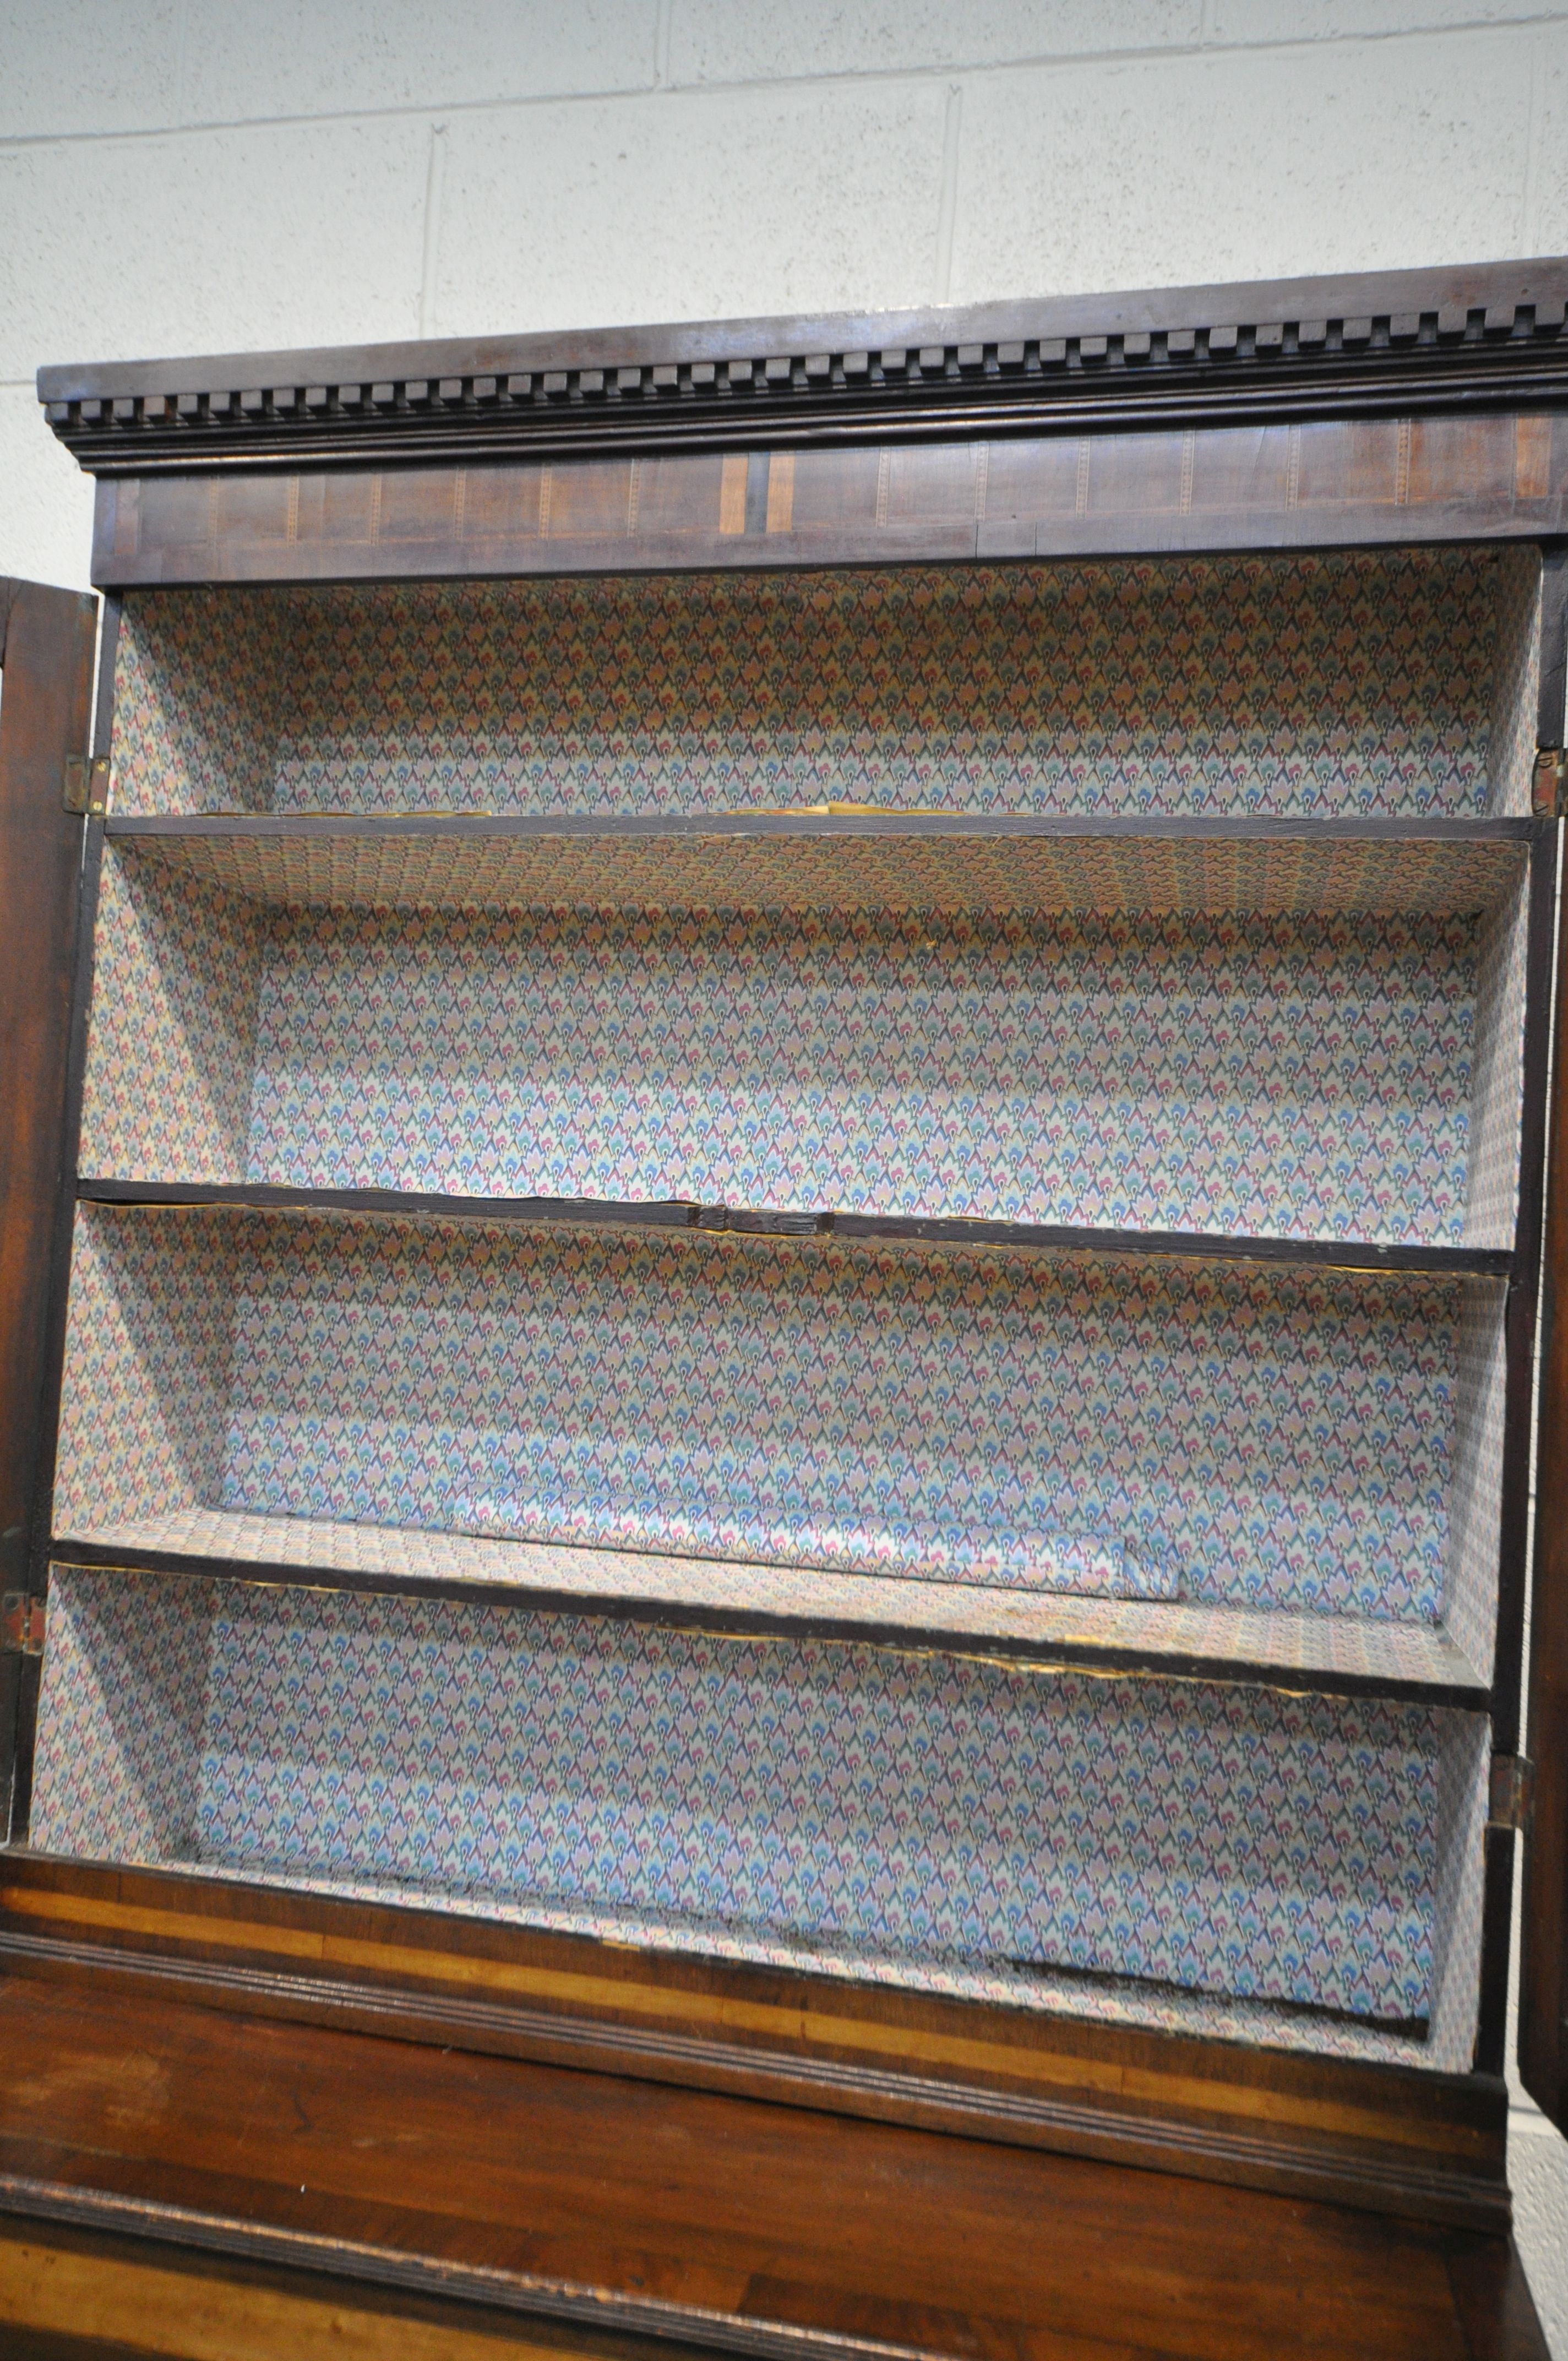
55, 1203, 1474, 1618
108, 548, 1536, 821
80, 863, 1510, 1250
30, 1568, 1442, 2027
245, 904, 1487, 1245
45, 541, 1533, 2072
104, 823, 1534, 926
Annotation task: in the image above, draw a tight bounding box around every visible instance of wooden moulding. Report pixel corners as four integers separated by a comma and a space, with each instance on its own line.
46, 260, 1568, 587
0, 1853, 1514, 2235
85, 412, 1568, 587
0, 1983, 1547, 2360
36, 257, 1568, 475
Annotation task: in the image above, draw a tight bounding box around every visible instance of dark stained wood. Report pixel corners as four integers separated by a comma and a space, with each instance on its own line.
35, 257, 1568, 482
0, 1856, 1511, 2233
1521, 807, 1568, 2129
71, 1177, 1517, 1283
6, 599, 117, 1855
213, 472, 291, 547
89, 413, 1568, 588
104, 810, 1537, 846
0, 580, 96, 1838
0, 1971, 1547, 2357
1445, 2233, 1556, 2361
1294, 417, 1403, 506
378, 467, 462, 545
1522, 550, 1568, 2120
1408, 416, 1519, 508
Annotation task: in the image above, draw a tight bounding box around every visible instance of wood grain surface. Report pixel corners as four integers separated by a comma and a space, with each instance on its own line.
89, 414, 1568, 587
0, 1972, 1548, 2359
0, 1856, 1511, 2229
0, 580, 96, 1841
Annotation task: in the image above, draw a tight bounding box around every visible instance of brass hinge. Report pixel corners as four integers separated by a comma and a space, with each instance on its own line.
1489, 1753, 1533, 1832
62, 754, 110, 817
1532, 747, 1565, 817
0, 1595, 46, 1659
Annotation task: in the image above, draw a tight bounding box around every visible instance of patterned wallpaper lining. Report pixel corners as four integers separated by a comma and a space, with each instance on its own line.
1462, 862, 1533, 1250
81, 844, 1530, 1254
55, 1201, 1494, 1624
80, 857, 266, 1184
245, 905, 1484, 1244
110, 550, 1529, 822
55, 1206, 237, 1537
1442, 1278, 1511, 1682
50, 1506, 1485, 1693
1427, 1709, 1490, 2068
63, 544, 1533, 2062
1487, 546, 1544, 818
31, 1567, 1472, 2054
105, 826, 1532, 925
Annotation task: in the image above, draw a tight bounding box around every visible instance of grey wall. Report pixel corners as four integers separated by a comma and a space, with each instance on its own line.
1, 3, 1565, 2344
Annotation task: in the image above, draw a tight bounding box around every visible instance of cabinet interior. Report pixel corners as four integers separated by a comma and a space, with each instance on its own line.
32, 1563, 1490, 2071
82, 829, 1531, 1251
32, 540, 1545, 2078
108, 546, 1539, 822
53, 1203, 1506, 1674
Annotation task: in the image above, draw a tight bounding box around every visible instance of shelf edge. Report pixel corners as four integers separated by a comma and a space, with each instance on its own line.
73, 1180, 1517, 1279
46, 1531, 1493, 1709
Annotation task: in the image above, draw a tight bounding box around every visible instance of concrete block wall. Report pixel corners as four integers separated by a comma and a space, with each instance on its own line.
0, 3, 1565, 2343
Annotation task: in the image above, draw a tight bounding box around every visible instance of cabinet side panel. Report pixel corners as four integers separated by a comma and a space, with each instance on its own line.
77, 847, 265, 1185
1485, 546, 1542, 818
52, 1206, 238, 1537
1441, 1280, 1509, 1684
1427, 1708, 1489, 2073
110, 590, 298, 817
1521, 819, 1568, 2128
1463, 864, 1532, 1252
30, 1566, 212, 1864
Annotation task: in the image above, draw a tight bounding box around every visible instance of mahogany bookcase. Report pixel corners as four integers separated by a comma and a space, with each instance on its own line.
2, 255, 1567, 2358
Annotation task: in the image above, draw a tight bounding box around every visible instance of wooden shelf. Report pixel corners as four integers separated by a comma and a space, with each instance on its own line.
106, 813, 1538, 841
51, 1510, 1490, 1706
102, 811, 1536, 923
77, 1179, 1516, 1279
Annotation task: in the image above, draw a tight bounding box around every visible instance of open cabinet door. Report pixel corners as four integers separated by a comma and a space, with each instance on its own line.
1522, 548, 1568, 2132
0, 577, 99, 1836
